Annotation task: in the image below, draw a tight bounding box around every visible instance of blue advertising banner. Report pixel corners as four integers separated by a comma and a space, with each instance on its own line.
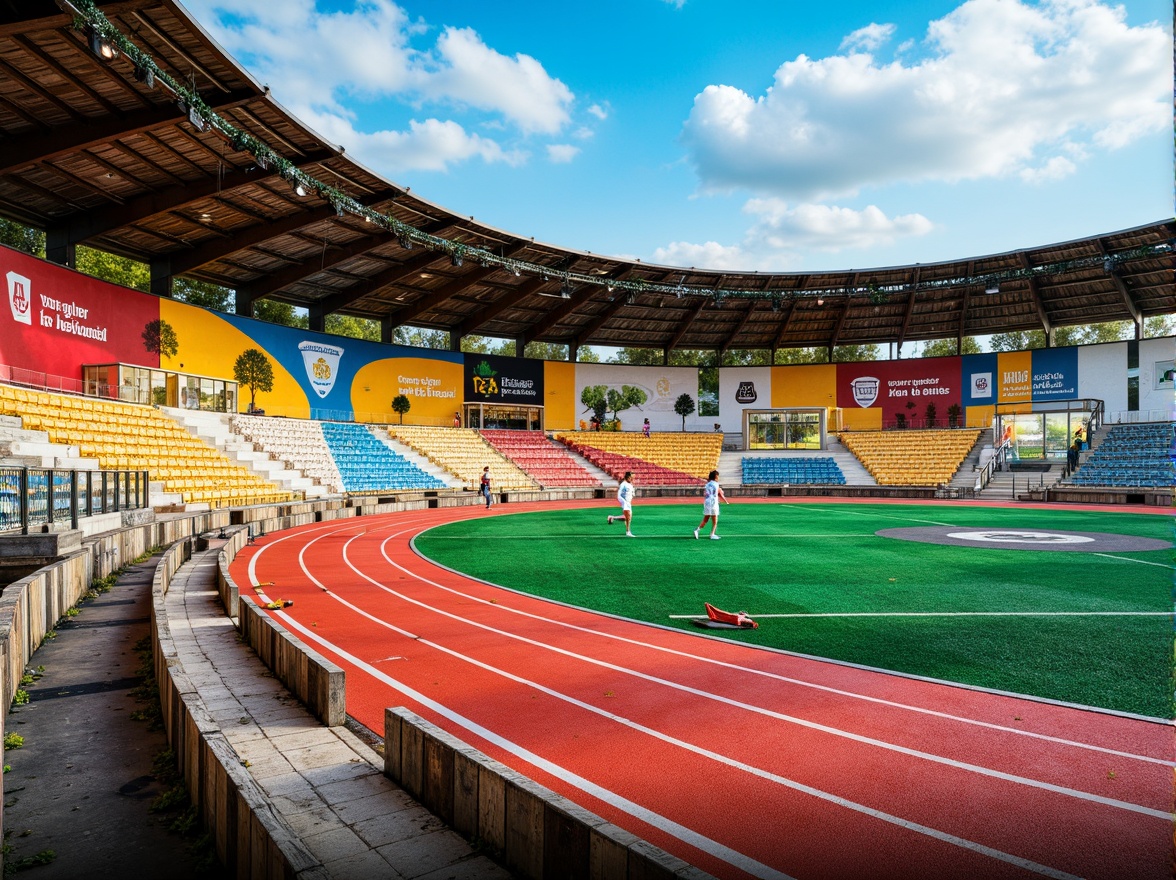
960, 353, 998, 408
1030, 347, 1079, 401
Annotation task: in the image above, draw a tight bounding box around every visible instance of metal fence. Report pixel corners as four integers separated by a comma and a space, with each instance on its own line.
0, 468, 149, 534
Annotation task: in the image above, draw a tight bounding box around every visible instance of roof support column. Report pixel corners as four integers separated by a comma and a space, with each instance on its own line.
450, 331, 463, 353
45, 227, 75, 269
380, 316, 394, 344
307, 305, 325, 334
569, 343, 579, 363
235, 289, 258, 318
149, 258, 173, 298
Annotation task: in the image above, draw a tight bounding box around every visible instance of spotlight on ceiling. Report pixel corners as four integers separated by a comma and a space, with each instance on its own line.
984, 280, 999, 295
1102, 256, 1115, 274
560, 280, 572, 299
333, 201, 345, 218
255, 153, 269, 171
397, 234, 413, 250
451, 251, 463, 267
511, 265, 521, 277
87, 26, 117, 61
816, 298, 824, 306
188, 105, 208, 132
293, 181, 308, 198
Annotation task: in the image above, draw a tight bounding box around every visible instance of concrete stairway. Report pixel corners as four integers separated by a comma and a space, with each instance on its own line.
552, 437, 616, 487
370, 427, 465, 489
160, 408, 327, 499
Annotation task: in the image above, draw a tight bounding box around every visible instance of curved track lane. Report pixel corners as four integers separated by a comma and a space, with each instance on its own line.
230, 501, 1172, 880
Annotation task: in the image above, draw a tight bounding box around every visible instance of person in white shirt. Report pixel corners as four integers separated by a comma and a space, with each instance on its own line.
607, 471, 636, 537
694, 470, 728, 540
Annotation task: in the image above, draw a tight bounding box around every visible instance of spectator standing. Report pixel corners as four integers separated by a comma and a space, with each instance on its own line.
480, 466, 492, 509
642, 418, 651, 439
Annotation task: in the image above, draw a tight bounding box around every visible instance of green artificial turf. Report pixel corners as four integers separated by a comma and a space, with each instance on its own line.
414, 503, 1174, 718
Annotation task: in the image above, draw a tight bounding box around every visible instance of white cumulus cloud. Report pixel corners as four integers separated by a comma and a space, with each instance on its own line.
652, 202, 934, 270
840, 22, 896, 52
183, 0, 573, 172
546, 144, 581, 163
681, 0, 1170, 200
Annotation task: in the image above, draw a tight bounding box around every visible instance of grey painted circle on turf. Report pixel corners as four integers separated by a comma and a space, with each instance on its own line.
876, 527, 1169, 552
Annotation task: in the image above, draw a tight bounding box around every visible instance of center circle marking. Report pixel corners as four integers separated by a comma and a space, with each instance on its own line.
945, 531, 1095, 545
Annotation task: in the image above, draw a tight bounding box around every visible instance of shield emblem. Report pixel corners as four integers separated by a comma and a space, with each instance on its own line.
298, 341, 343, 398
851, 376, 879, 408
6, 271, 31, 325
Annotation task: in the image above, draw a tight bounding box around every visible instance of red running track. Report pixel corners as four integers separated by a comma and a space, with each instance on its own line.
230, 501, 1172, 880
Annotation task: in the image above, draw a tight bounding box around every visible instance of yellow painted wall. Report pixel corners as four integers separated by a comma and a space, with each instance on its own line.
160, 300, 308, 416
840, 407, 882, 431
351, 357, 463, 425
965, 405, 996, 428
771, 364, 837, 408
543, 361, 576, 430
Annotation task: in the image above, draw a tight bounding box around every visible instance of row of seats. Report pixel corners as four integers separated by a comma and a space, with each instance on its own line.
838, 429, 981, 486
232, 413, 345, 493
479, 431, 599, 488
1067, 422, 1175, 489
321, 423, 444, 493
557, 442, 703, 486
552, 432, 722, 479
0, 383, 293, 508
386, 426, 537, 491
742, 457, 847, 485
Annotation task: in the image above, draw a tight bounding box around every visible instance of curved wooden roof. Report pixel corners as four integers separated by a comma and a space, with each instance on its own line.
1, 0, 1172, 354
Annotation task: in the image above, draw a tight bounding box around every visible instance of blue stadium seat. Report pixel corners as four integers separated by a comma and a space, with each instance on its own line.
321, 423, 445, 492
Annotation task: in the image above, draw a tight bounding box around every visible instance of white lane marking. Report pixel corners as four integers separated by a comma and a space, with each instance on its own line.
396, 529, 1174, 767
282, 532, 792, 880
247, 515, 1171, 782
668, 611, 1172, 619
271, 572, 1082, 880
420, 533, 878, 539
1092, 553, 1176, 569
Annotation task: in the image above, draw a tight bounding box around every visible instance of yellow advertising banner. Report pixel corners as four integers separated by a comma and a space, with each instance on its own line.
997, 351, 1033, 403
543, 361, 576, 430
351, 357, 463, 425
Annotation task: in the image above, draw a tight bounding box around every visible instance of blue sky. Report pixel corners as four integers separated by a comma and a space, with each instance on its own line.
184, 0, 1171, 274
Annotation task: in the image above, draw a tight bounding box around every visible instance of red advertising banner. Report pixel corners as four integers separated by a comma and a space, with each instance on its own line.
0, 247, 160, 381
837, 357, 961, 423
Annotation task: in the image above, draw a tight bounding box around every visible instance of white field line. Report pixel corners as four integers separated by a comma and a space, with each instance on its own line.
270, 535, 1082, 880
1092, 553, 1176, 569
251, 518, 1172, 768
401, 529, 1174, 767
299, 529, 1169, 819
668, 611, 1172, 619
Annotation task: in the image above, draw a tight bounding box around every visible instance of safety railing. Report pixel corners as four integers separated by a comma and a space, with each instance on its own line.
0, 468, 149, 534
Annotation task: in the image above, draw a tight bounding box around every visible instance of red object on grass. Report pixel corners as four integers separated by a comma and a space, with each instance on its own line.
704, 602, 758, 629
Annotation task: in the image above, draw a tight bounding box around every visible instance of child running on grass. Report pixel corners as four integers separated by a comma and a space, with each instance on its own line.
694, 470, 728, 540
607, 471, 636, 537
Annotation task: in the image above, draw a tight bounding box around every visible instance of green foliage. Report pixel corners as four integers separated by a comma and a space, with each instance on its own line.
12, 690, 28, 706
924, 402, 938, 427
605, 385, 647, 422
325, 313, 380, 341
920, 337, 982, 357
141, 318, 179, 359
394, 326, 450, 349
673, 393, 696, 430
522, 341, 569, 360
172, 277, 233, 312
233, 348, 274, 410
75, 246, 149, 292
608, 348, 663, 365
4, 733, 24, 750
64, 607, 80, 618
252, 300, 307, 328
391, 393, 411, 424
0, 218, 45, 256
946, 403, 962, 428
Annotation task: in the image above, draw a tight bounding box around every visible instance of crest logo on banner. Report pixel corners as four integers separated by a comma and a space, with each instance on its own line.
297, 341, 343, 398
735, 381, 757, 403
6, 271, 31, 325
971, 372, 992, 398
850, 376, 879, 408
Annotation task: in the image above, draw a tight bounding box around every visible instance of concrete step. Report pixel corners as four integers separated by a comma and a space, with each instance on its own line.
553, 438, 616, 486
371, 428, 464, 488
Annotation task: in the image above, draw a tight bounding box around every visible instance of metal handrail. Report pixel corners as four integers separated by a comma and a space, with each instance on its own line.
0, 468, 149, 535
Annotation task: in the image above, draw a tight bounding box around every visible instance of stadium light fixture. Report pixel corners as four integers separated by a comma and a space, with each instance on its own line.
451, 250, 463, 267
133, 62, 154, 89
87, 25, 117, 60
293, 181, 308, 198
560, 279, 572, 299
188, 105, 208, 132
984, 280, 999, 295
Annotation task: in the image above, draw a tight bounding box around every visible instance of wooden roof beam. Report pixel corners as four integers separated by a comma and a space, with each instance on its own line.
387, 244, 527, 327
895, 267, 920, 352
1096, 239, 1143, 330
1020, 253, 1053, 343
718, 300, 758, 355
520, 267, 634, 345
771, 299, 798, 352
665, 295, 709, 353
452, 277, 546, 341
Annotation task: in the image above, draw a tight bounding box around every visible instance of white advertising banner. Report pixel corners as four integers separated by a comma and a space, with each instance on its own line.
573, 363, 708, 431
